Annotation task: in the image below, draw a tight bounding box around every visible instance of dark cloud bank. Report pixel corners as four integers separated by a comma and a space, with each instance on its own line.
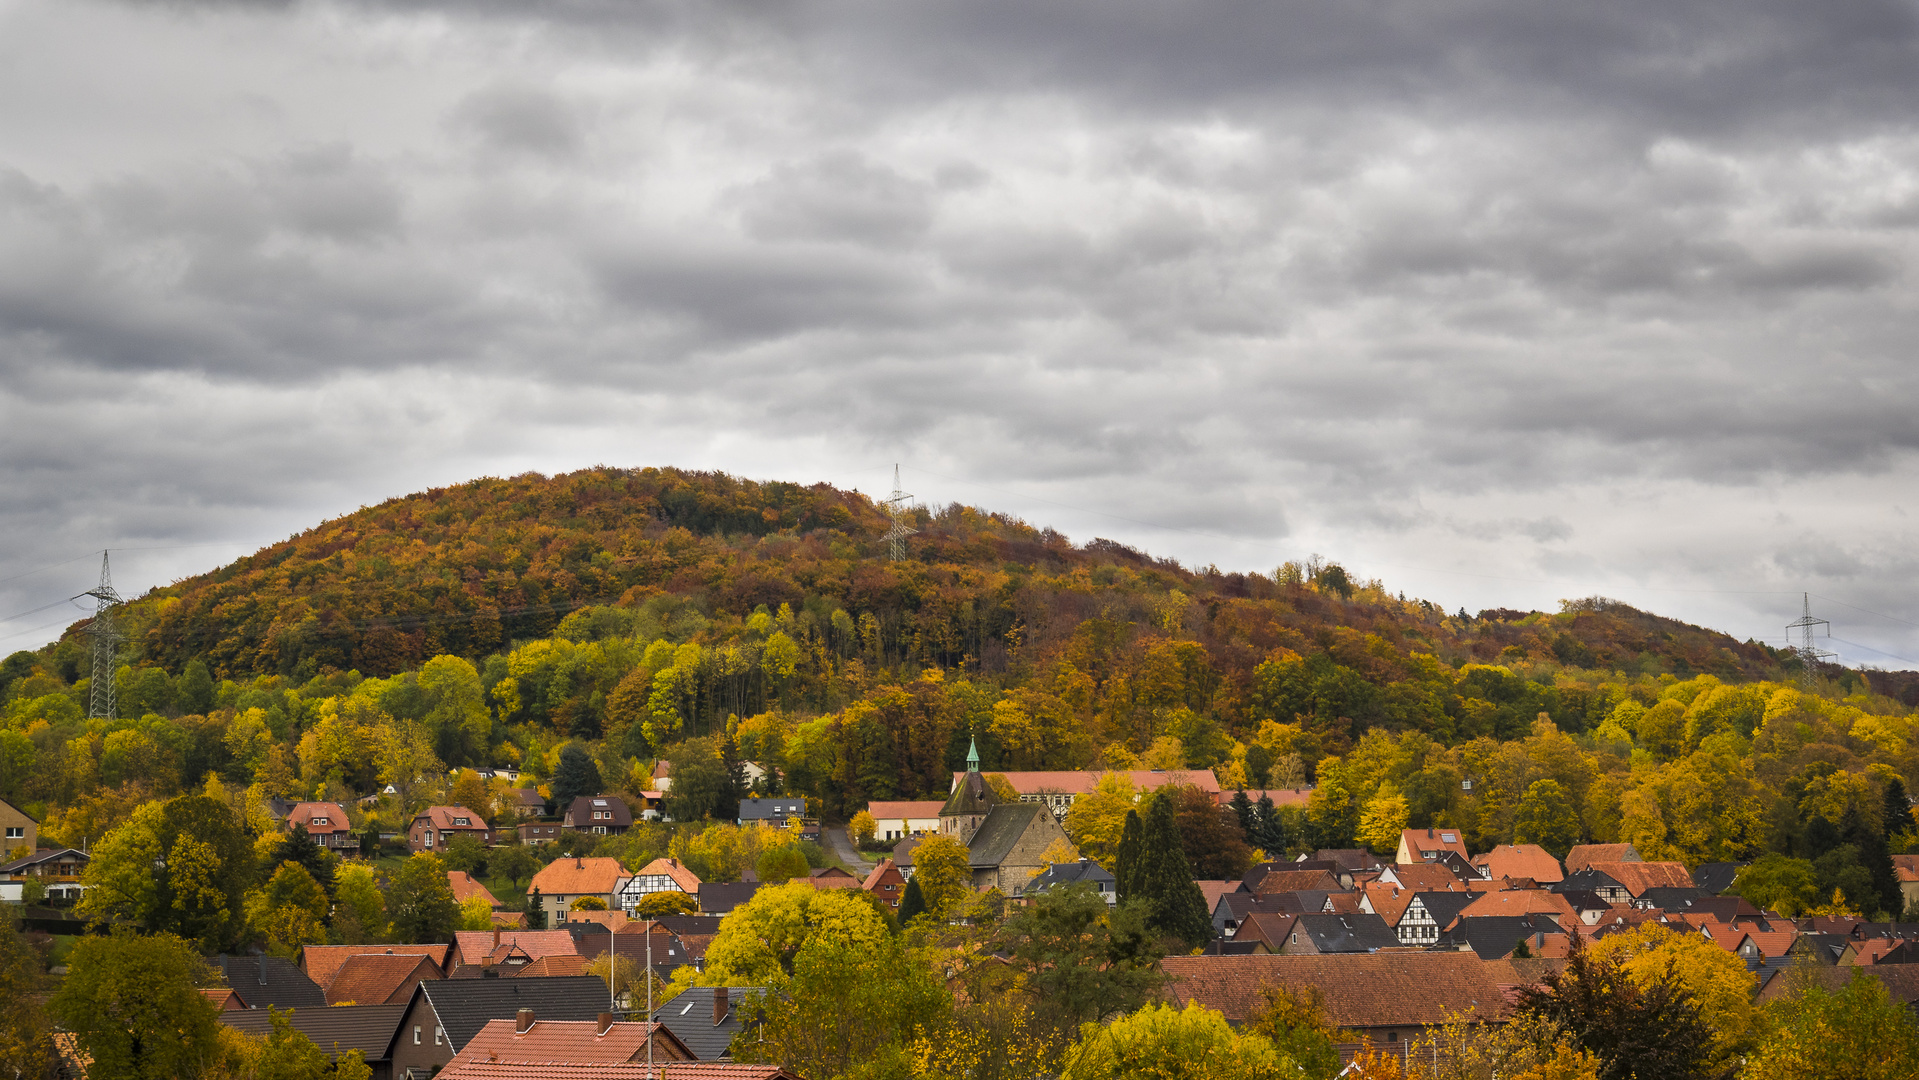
2, 0, 1917, 663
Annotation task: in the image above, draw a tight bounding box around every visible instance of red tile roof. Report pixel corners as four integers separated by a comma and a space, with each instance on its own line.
325, 952, 442, 1006
440, 1065, 797, 1080
1895, 855, 1919, 884
1361, 883, 1416, 926
1251, 869, 1341, 895
1195, 881, 1243, 911
864, 801, 946, 820
630, 858, 702, 893
530, 857, 630, 896
1233, 912, 1299, 950
1399, 828, 1469, 863
301, 944, 452, 988
453, 930, 581, 969
1471, 845, 1564, 884
450, 871, 502, 907
1453, 890, 1576, 926
287, 802, 354, 834
1381, 863, 1470, 893
1163, 953, 1532, 1028
515, 954, 592, 978
950, 769, 1222, 795
415, 806, 492, 831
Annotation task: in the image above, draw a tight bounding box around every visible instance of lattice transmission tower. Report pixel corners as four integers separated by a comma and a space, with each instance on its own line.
84, 551, 122, 719
883, 465, 917, 561
1785, 592, 1834, 690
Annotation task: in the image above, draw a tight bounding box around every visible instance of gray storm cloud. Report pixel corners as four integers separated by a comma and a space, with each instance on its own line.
1, 0, 1916, 664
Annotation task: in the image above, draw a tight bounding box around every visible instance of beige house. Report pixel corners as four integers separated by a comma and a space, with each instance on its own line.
964, 803, 1072, 895
0, 799, 36, 857
527, 856, 630, 924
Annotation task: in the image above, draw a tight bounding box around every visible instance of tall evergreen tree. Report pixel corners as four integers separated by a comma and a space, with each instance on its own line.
1840, 804, 1900, 917
1229, 790, 1256, 835
1140, 794, 1212, 949
896, 875, 927, 926
525, 888, 547, 930
274, 822, 336, 898
1252, 795, 1287, 856
551, 745, 604, 807
1115, 810, 1144, 904
1885, 777, 1913, 840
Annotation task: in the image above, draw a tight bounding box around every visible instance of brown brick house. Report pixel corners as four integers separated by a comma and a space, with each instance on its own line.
408, 806, 492, 854
287, 802, 360, 852
0, 798, 37, 857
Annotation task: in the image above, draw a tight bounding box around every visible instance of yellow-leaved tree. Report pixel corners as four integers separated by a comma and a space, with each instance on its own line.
1586, 923, 1757, 1057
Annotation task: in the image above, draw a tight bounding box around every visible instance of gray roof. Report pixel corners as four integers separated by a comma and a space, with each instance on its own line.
1435, 914, 1567, 960
566, 795, 633, 828
0, 847, 87, 874
648, 986, 765, 1061
1640, 887, 1711, 910
220, 1004, 405, 1061
737, 798, 807, 821
1292, 913, 1399, 953
1414, 891, 1478, 930
1555, 868, 1625, 893
208, 955, 326, 1011
419, 975, 615, 1052
1030, 860, 1115, 891
941, 772, 998, 818
1691, 862, 1745, 896
697, 881, 762, 914
966, 803, 1044, 869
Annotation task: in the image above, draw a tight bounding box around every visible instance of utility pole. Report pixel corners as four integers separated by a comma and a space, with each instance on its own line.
83, 551, 121, 720
883, 465, 916, 562
1785, 593, 1834, 689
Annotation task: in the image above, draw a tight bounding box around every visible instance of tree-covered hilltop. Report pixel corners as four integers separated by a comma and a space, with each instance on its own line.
4, 466, 1917, 915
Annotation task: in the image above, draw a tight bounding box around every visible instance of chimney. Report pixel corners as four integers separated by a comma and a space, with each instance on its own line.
1427, 828, 1434, 839
597, 1013, 616, 1035
493, 928, 501, 949
714, 986, 729, 1024
516, 1009, 536, 1034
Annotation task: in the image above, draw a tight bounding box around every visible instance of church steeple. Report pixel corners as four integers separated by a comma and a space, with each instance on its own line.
966, 735, 980, 773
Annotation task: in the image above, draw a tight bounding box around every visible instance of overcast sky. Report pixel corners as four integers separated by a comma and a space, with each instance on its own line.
3, 0, 1918, 669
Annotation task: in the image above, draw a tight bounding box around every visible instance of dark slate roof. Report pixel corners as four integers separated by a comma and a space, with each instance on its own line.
1640, 887, 1712, 911
1555, 889, 1612, 915
220, 1004, 405, 1060
420, 975, 617, 1052
966, 803, 1044, 869
940, 772, 998, 818
697, 881, 761, 914
208, 956, 327, 1011
737, 798, 808, 821
0, 847, 87, 874
1292, 913, 1399, 953
1199, 940, 1268, 955
1799, 932, 1851, 963
1692, 862, 1745, 895
652, 915, 727, 937
648, 986, 765, 1061
1435, 914, 1567, 960
1554, 868, 1625, 893
1030, 860, 1116, 891
1313, 849, 1384, 872
565, 795, 634, 828
1414, 891, 1478, 930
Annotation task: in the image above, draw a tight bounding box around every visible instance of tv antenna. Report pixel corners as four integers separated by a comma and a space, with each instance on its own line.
1785, 593, 1834, 689
82, 551, 122, 719
883, 464, 916, 561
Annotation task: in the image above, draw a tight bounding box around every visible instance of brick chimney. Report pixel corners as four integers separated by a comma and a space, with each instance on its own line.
493, 928, 501, 949
714, 986, 729, 1025
597, 1013, 616, 1035
515, 1009, 535, 1034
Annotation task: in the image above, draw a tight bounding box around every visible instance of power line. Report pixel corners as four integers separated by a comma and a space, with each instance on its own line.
0, 551, 102, 587
1827, 636, 1919, 667
0, 597, 90, 626
1811, 594, 1919, 632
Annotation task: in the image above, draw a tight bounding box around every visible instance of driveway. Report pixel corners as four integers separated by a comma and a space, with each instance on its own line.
823, 826, 875, 874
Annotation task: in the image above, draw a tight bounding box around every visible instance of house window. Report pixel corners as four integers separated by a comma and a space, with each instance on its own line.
424, 830, 435, 847
311, 817, 328, 826
4, 828, 21, 839
414, 1026, 422, 1045
453, 817, 470, 826
435, 1027, 444, 1046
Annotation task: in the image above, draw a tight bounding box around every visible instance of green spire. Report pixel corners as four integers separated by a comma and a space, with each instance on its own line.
966, 735, 980, 772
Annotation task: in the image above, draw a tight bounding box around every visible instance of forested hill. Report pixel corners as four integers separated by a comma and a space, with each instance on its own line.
60, 466, 1791, 703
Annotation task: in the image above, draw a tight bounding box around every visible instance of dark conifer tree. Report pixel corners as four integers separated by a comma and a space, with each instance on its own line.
1230, 790, 1256, 835
1885, 777, 1913, 840
1840, 804, 1900, 917
1141, 794, 1212, 948
274, 822, 335, 898
896, 875, 927, 926
526, 888, 547, 930
1115, 810, 1144, 904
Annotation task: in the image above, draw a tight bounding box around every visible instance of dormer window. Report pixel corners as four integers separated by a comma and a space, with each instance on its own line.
311, 817, 329, 826
453, 817, 470, 826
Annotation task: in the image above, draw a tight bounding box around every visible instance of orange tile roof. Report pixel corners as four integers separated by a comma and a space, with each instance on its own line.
1361, 883, 1416, 926
201, 988, 246, 1010
1399, 829, 1469, 863
449, 871, 502, 907
1741, 930, 1798, 961
515, 954, 592, 978
448, 1019, 692, 1069
1846, 939, 1902, 966
1233, 912, 1298, 950
861, 858, 903, 892
325, 952, 441, 1006
453, 930, 580, 969
1164, 953, 1530, 1027
492, 911, 528, 929
1453, 890, 1576, 926
562, 910, 631, 932
1587, 861, 1692, 896
1195, 881, 1243, 911
1895, 855, 1919, 884
1252, 869, 1341, 895
1382, 863, 1470, 893
301, 944, 452, 988
1564, 844, 1638, 872
287, 802, 354, 834
1471, 845, 1564, 884
441, 1064, 796, 1080
630, 858, 703, 893
530, 857, 630, 896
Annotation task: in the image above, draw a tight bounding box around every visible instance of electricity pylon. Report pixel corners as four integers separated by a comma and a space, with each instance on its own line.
83, 551, 122, 719
1785, 593, 1833, 690
883, 465, 917, 561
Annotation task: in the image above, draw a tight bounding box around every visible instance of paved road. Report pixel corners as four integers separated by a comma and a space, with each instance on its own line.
823, 826, 875, 874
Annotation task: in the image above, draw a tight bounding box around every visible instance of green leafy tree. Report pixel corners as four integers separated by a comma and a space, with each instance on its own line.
908, 834, 972, 919
50, 931, 223, 1080
663, 737, 731, 822
1242, 985, 1352, 1080
988, 884, 1165, 1053
81, 794, 254, 952
1170, 784, 1254, 880
1512, 778, 1582, 858
1059, 1001, 1296, 1080
387, 853, 460, 944
1746, 970, 1919, 1080
730, 932, 948, 1079
633, 891, 699, 917
491, 843, 543, 889
0, 918, 54, 1078
272, 822, 336, 897
756, 845, 810, 884
332, 862, 388, 944
255, 1006, 331, 1080
177, 659, 216, 715
1732, 854, 1824, 917
245, 862, 331, 959
443, 833, 489, 878
419, 654, 493, 766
